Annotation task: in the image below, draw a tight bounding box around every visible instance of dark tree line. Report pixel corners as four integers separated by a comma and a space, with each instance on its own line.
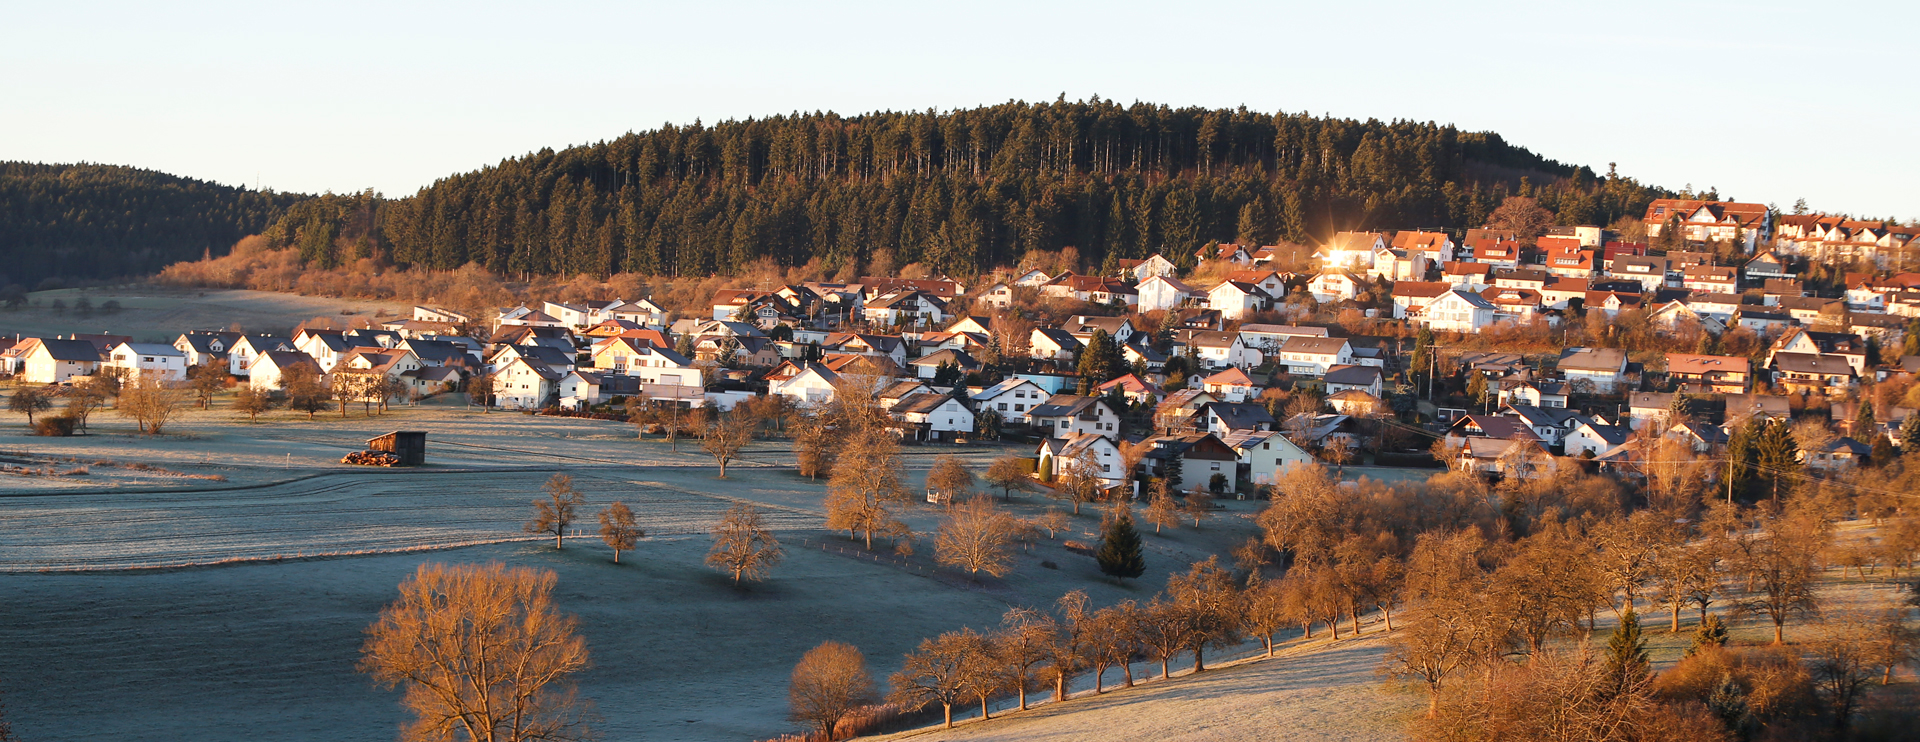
0, 162, 301, 287
276, 99, 1666, 279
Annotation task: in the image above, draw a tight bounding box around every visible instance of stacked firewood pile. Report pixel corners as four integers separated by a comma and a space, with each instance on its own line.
341, 450, 403, 467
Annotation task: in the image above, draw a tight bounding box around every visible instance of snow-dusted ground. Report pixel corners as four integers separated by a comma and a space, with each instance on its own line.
879, 634, 1418, 742
0, 409, 1273, 742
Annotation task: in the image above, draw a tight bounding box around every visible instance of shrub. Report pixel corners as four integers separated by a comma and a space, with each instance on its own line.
33, 415, 77, 437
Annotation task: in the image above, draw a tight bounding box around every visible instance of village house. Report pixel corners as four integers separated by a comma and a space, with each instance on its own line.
1499, 378, 1570, 409
100, 342, 187, 382
1327, 389, 1384, 415
172, 331, 239, 367
1221, 429, 1315, 485
1096, 373, 1164, 406
557, 370, 642, 410
1558, 347, 1629, 393
1136, 275, 1204, 313
1414, 290, 1498, 333
1644, 199, 1773, 252
1035, 433, 1126, 489
1771, 352, 1856, 392
1681, 265, 1739, 294
1391, 281, 1452, 319
971, 377, 1051, 424
1565, 420, 1631, 458
18, 338, 101, 384
1205, 401, 1276, 435
247, 350, 319, 392
1237, 324, 1327, 355
1441, 261, 1495, 291
1665, 353, 1751, 393
909, 348, 981, 380
1196, 243, 1254, 266
769, 363, 842, 406
1317, 231, 1389, 271
1323, 364, 1384, 397
227, 335, 293, 377
1208, 280, 1269, 320
1028, 328, 1082, 363
494, 357, 564, 409
1393, 230, 1456, 263
1062, 316, 1136, 345
1029, 395, 1121, 438
1142, 432, 1240, 492
1608, 256, 1672, 291
1182, 330, 1258, 370
1129, 254, 1179, 282
1276, 336, 1352, 377
1200, 367, 1255, 402
1305, 271, 1363, 304
891, 392, 976, 442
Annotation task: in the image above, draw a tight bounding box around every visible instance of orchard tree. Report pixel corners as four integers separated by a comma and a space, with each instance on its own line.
8, 385, 52, 426
597, 501, 642, 564
706, 502, 783, 584
925, 456, 976, 502
935, 497, 1017, 580
358, 564, 591, 742
700, 410, 758, 478
889, 628, 995, 729
983, 455, 1031, 501
525, 474, 585, 550
788, 641, 876, 741
232, 385, 274, 422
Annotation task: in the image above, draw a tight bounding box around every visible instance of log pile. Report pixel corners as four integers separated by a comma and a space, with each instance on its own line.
341, 450, 403, 467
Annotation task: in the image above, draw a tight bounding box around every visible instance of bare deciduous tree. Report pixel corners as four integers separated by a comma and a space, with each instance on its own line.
1044, 590, 1092, 701
1027, 509, 1069, 540
117, 376, 185, 435
1134, 598, 1190, 679
1735, 505, 1827, 644
934, 497, 1016, 580
232, 385, 274, 422
186, 364, 225, 409
358, 563, 592, 742
826, 432, 910, 550
1167, 556, 1243, 672
994, 607, 1055, 711
1144, 479, 1180, 534
466, 371, 495, 411
889, 628, 995, 729
526, 474, 585, 549
8, 385, 52, 426
789, 640, 876, 741
597, 501, 642, 564
983, 455, 1031, 501
706, 502, 783, 584
925, 456, 976, 502
700, 411, 757, 478
792, 408, 834, 480
1182, 486, 1215, 528
1085, 601, 1141, 692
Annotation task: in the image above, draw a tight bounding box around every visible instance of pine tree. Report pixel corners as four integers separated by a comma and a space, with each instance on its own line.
1754, 419, 1800, 501
1855, 400, 1876, 436
1603, 608, 1651, 697
1095, 511, 1146, 579
1898, 414, 1920, 451
1686, 613, 1729, 657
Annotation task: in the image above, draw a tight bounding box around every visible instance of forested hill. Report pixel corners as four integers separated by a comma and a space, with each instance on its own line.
0, 162, 303, 288
345, 100, 1661, 279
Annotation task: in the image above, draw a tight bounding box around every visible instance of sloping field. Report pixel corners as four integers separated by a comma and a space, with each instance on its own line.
0, 468, 821, 571
877, 634, 1418, 742
1, 287, 410, 342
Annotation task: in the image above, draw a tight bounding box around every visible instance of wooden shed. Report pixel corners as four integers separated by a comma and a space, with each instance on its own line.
368, 431, 427, 466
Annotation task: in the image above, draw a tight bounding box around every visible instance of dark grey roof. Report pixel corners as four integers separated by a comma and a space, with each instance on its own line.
1207, 402, 1276, 430
1322, 364, 1381, 386
32, 338, 102, 362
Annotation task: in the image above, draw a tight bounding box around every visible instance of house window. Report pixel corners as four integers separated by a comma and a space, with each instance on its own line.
998, 403, 1008, 411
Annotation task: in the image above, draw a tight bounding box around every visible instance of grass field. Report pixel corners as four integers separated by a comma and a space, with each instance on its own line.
0, 286, 412, 342
0, 394, 1286, 742
2, 390, 1913, 742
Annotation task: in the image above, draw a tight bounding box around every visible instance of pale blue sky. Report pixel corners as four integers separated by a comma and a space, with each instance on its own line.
5, 1, 1913, 219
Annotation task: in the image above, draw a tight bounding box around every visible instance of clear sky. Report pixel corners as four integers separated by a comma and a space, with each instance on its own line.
5, 0, 1913, 219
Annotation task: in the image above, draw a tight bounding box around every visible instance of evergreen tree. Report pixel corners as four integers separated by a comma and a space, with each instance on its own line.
1856, 400, 1876, 435
1095, 512, 1146, 579
1904, 320, 1920, 358
1686, 613, 1729, 657
1723, 417, 1762, 501
1899, 413, 1920, 451
1865, 335, 1882, 368
1754, 418, 1800, 501
1666, 392, 1691, 427
1603, 608, 1651, 697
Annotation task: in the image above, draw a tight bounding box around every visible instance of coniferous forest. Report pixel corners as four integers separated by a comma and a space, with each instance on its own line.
0, 162, 301, 287
8, 99, 1670, 284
